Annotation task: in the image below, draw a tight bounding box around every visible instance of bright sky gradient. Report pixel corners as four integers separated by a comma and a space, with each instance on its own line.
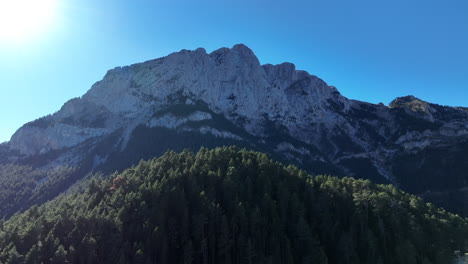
0, 0, 467, 143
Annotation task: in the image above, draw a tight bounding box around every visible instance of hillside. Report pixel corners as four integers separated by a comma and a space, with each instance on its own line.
1, 147, 466, 264
1, 44, 468, 219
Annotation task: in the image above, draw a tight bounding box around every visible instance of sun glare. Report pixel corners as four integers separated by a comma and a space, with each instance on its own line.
0, 0, 58, 44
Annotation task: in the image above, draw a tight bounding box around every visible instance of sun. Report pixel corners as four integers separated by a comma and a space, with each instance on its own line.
0, 0, 58, 43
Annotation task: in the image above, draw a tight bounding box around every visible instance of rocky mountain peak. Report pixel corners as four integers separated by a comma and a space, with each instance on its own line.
2, 44, 468, 221
8, 44, 345, 156
5, 44, 468, 186
208, 43, 260, 69
389, 95, 432, 116
389, 95, 423, 108
231, 44, 258, 61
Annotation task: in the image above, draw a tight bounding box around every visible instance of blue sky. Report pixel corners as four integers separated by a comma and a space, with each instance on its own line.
0, 0, 467, 143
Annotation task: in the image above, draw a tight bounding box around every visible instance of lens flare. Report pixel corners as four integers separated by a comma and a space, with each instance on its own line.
0, 0, 58, 43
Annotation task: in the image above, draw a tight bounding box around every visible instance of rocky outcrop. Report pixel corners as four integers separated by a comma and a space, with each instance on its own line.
9, 44, 348, 156
4, 44, 468, 203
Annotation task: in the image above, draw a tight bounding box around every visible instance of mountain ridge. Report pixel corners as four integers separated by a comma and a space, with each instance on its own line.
1, 43, 468, 217
8, 44, 348, 156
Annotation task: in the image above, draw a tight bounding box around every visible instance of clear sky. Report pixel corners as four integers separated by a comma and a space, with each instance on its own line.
0, 0, 467, 143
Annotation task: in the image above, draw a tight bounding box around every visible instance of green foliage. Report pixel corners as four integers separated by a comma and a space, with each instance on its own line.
0, 147, 466, 264
338, 157, 390, 184
0, 164, 77, 218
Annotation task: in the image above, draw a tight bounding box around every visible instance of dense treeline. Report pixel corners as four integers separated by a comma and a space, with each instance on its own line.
0, 164, 77, 218
0, 147, 467, 263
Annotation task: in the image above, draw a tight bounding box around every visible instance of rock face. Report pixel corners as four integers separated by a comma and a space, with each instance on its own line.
3, 44, 468, 214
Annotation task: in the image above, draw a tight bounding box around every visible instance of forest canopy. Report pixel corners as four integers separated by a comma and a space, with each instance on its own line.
0, 147, 466, 264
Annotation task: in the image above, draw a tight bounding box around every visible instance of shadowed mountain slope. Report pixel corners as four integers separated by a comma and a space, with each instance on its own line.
1, 44, 468, 217
0, 147, 466, 264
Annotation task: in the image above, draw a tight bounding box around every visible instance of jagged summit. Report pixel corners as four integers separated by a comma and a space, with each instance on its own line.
10, 44, 346, 156
389, 95, 431, 114
389, 95, 425, 107
3, 44, 468, 217
231, 43, 252, 51
389, 95, 418, 104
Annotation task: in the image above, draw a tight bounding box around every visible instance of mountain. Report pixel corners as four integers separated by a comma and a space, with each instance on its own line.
1, 147, 466, 264
1, 44, 468, 217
